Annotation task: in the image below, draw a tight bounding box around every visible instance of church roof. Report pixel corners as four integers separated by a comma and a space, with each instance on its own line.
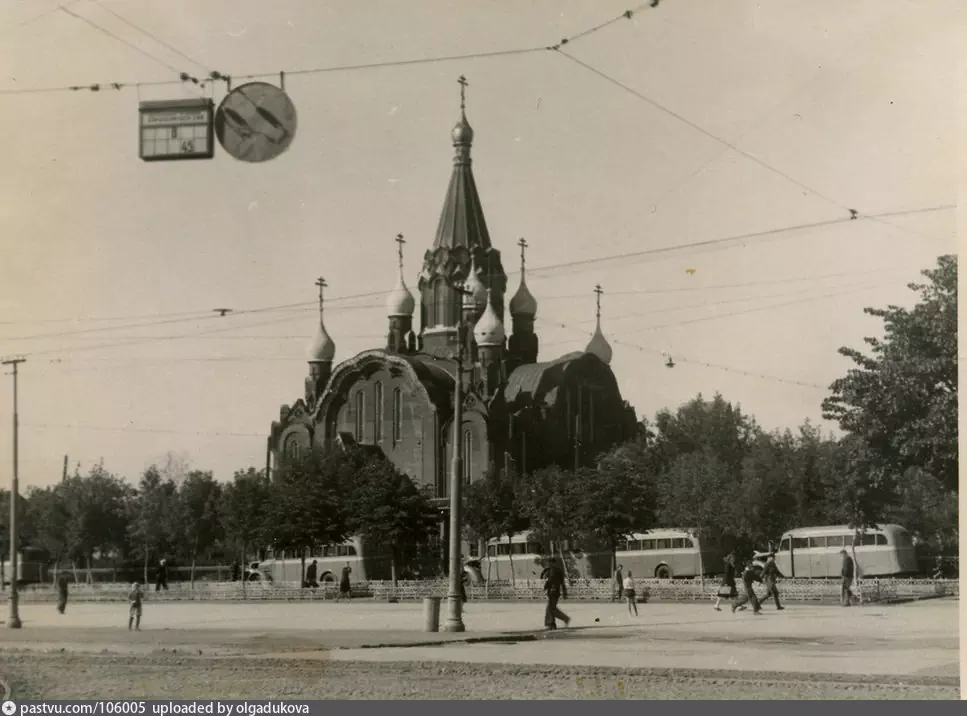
503, 351, 586, 409
431, 112, 492, 252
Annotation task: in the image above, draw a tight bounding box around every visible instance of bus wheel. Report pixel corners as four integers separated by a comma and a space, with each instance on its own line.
655, 565, 672, 580
321, 572, 335, 583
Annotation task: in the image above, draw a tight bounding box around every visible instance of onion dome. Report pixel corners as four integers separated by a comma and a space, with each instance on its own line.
463, 259, 488, 308
308, 317, 335, 362
474, 290, 505, 346
308, 277, 335, 362
451, 115, 474, 146
509, 274, 537, 316
585, 323, 612, 365
386, 270, 415, 317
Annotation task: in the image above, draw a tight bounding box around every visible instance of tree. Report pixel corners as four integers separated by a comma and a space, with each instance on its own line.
61, 468, 132, 583
345, 453, 438, 586
821, 435, 898, 532
577, 440, 657, 580
517, 465, 586, 581
220, 467, 271, 568
23, 486, 70, 576
463, 465, 528, 585
263, 450, 350, 586
128, 466, 181, 585
823, 255, 957, 492
178, 471, 223, 586
886, 467, 958, 555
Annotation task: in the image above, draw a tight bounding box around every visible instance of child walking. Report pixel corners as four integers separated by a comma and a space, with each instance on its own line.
128, 582, 143, 631
623, 571, 638, 616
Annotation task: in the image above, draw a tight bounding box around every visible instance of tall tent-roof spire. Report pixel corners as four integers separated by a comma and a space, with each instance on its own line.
308, 277, 336, 362
509, 237, 538, 317
585, 284, 612, 364
431, 74, 492, 252
386, 233, 416, 317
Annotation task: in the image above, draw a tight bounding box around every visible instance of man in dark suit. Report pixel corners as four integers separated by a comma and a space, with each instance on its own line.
543, 557, 571, 629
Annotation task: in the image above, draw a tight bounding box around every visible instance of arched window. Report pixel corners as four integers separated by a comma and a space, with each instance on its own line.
392, 388, 403, 443
284, 435, 302, 462
355, 391, 365, 441
374, 382, 384, 442
463, 429, 473, 484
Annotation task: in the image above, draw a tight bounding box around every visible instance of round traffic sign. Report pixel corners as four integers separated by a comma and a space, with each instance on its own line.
215, 82, 298, 163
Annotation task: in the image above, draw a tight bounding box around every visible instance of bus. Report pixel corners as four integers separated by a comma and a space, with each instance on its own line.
1, 547, 50, 587
481, 528, 724, 584
617, 528, 724, 579
774, 524, 918, 579
256, 537, 379, 584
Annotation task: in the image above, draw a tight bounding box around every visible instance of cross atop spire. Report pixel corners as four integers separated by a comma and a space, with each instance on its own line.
315, 277, 327, 312
395, 233, 406, 271
594, 284, 603, 319
458, 75, 468, 114
518, 237, 528, 272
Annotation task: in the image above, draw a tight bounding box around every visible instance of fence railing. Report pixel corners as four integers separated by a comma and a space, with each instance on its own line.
5, 577, 958, 605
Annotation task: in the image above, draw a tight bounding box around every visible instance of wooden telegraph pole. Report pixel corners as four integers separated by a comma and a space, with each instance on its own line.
2, 357, 25, 629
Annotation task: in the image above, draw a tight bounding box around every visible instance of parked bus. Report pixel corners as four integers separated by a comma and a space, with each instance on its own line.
774, 524, 918, 578
256, 537, 379, 583
482, 527, 724, 584
617, 528, 725, 579
1, 546, 50, 587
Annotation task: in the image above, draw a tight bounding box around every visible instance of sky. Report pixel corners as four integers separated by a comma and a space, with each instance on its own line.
0, 0, 960, 489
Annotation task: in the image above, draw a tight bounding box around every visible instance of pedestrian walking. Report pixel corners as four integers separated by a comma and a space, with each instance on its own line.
305, 559, 319, 588
732, 560, 763, 615
714, 552, 737, 611
840, 549, 854, 606
613, 563, 624, 602
543, 557, 571, 630
56, 572, 69, 615
335, 562, 352, 602
762, 552, 784, 610
154, 558, 169, 591
623, 571, 638, 617
128, 582, 143, 631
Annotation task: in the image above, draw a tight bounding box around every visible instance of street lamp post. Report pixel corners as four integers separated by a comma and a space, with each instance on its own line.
443, 289, 469, 633
3, 357, 24, 629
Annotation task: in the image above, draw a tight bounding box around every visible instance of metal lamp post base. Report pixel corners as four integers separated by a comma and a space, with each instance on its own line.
442, 597, 465, 632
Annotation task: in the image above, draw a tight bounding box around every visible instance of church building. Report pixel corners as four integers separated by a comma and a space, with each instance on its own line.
268, 82, 638, 514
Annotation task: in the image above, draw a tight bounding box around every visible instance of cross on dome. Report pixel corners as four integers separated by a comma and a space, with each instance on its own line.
308, 276, 336, 362
509, 236, 537, 317
586, 284, 612, 364
386, 233, 415, 317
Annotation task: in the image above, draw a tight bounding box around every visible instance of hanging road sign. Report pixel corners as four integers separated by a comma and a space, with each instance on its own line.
139, 98, 215, 162
214, 82, 298, 163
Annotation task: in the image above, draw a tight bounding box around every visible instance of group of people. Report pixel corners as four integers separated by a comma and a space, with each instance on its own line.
711, 551, 784, 615
303, 559, 355, 601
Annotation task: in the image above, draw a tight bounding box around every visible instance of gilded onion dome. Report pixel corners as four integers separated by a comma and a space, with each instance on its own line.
474, 289, 505, 346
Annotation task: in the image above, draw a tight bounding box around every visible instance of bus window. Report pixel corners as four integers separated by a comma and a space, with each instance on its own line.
512, 543, 528, 555
861, 534, 877, 547
526, 542, 542, 554
808, 537, 826, 548
875, 534, 888, 546
778, 538, 790, 552
683, 538, 695, 548
487, 545, 496, 557
616, 540, 628, 552
657, 539, 671, 550
468, 543, 479, 558
497, 544, 510, 556
793, 537, 809, 549
844, 534, 854, 547
827, 535, 844, 548
671, 538, 684, 549
641, 540, 655, 551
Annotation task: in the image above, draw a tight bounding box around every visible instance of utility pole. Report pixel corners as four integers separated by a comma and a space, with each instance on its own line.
2, 356, 25, 629
443, 284, 471, 633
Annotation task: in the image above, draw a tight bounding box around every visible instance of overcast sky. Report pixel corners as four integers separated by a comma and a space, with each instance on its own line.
0, 0, 959, 488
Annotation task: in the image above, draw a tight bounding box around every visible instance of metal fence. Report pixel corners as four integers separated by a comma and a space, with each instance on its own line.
7, 576, 958, 605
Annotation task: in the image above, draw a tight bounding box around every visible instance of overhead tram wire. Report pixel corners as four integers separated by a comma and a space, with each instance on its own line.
0, 203, 948, 334
552, 50, 950, 245
0, 2, 662, 96
87, 0, 212, 76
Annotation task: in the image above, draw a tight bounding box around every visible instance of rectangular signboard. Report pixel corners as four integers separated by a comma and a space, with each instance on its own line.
139, 98, 215, 161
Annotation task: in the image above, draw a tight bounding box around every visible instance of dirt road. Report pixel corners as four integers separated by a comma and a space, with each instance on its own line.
3, 653, 958, 700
